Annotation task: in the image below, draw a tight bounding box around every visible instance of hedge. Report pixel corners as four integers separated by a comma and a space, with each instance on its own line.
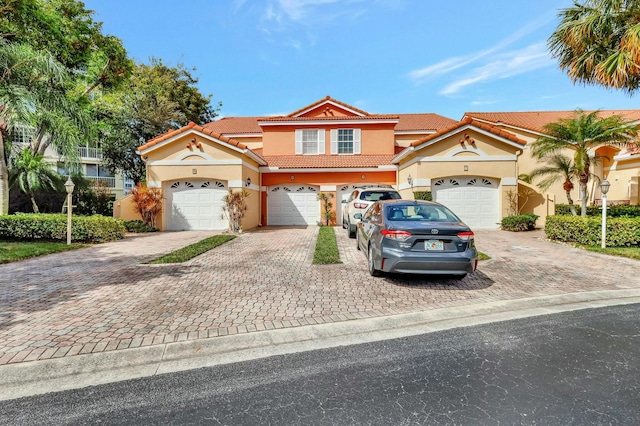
555, 203, 640, 217
0, 214, 126, 242
413, 191, 432, 201
501, 214, 539, 232
545, 215, 640, 246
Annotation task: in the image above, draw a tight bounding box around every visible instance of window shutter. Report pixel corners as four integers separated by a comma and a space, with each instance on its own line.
330, 129, 338, 154
354, 129, 361, 154
318, 129, 325, 154
295, 129, 302, 154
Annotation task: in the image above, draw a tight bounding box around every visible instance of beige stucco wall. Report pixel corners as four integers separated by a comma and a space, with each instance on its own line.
113, 194, 143, 222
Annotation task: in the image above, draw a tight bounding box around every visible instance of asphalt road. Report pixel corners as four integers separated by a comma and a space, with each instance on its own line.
2, 304, 639, 425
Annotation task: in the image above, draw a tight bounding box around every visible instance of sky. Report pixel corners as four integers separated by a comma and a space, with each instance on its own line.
83, 0, 639, 121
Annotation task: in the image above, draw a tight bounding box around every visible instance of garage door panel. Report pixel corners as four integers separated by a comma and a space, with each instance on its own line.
167, 180, 228, 231
433, 177, 499, 230
268, 185, 320, 226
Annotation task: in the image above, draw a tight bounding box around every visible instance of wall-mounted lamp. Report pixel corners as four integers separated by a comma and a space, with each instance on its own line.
407, 174, 413, 189
464, 165, 469, 171
361, 174, 366, 180
290, 175, 295, 180
246, 177, 252, 187
192, 168, 197, 174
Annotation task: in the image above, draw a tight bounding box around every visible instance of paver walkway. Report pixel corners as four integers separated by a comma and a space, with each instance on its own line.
1, 227, 638, 366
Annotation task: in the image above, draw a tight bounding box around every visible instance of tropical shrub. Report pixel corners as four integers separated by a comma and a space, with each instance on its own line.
501, 214, 539, 232
123, 220, 157, 233
130, 183, 163, 228
555, 203, 640, 217
0, 214, 125, 242
222, 189, 249, 233
317, 192, 335, 226
413, 191, 432, 201
545, 215, 640, 246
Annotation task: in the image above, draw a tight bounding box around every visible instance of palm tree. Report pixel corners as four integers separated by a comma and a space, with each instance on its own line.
529, 153, 579, 216
548, 0, 640, 93
531, 109, 637, 217
0, 42, 66, 214
9, 148, 60, 213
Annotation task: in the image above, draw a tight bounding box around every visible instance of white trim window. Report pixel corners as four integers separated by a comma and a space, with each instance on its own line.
331, 128, 361, 154
295, 129, 325, 155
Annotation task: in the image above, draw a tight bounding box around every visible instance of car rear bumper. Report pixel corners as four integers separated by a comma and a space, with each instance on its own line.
380, 247, 478, 275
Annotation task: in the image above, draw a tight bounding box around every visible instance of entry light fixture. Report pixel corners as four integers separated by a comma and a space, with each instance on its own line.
290, 175, 295, 180
246, 177, 252, 187
407, 174, 413, 189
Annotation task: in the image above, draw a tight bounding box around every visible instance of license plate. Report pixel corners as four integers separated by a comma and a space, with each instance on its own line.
425, 240, 444, 251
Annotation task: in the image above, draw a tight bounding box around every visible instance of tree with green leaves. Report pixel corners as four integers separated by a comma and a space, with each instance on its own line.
549, 0, 640, 93
531, 109, 637, 217
529, 153, 579, 216
0, 41, 67, 214
98, 58, 220, 183
9, 147, 60, 213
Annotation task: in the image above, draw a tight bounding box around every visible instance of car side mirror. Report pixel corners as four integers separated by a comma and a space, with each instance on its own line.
341, 199, 347, 204
354, 213, 362, 220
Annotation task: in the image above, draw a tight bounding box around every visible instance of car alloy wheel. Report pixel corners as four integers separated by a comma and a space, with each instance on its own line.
368, 245, 381, 277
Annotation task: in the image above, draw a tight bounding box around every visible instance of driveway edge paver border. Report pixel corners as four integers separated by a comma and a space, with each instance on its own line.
1, 289, 639, 402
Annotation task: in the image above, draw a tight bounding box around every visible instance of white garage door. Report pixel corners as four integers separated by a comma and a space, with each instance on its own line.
268, 184, 320, 226
166, 180, 228, 231
432, 177, 500, 229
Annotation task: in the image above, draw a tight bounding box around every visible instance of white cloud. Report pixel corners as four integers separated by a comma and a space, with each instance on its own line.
408, 14, 555, 85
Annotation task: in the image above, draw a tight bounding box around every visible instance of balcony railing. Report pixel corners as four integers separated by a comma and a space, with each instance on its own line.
78, 146, 103, 159
85, 176, 116, 188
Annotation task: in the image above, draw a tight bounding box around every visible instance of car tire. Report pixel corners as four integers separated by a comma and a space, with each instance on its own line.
348, 221, 356, 239
342, 215, 347, 229
356, 229, 361, 251
368, 245, 382, 277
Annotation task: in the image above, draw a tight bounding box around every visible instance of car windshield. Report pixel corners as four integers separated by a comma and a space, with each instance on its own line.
360, 191, 401, 201
385, 204, 460, 222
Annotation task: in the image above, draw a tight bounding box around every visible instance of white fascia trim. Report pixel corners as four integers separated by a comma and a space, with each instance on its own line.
242, 161, 260, 173
244, 183, 260, 191
147, 181, 161, 188
401, 155, 516, 168
399, 178, 431, 190
150, 158, 241, 166
501, 177, 518, 185
613, 153, 635, 161
606, 162, 640, 171
291, 100, 367, 118
378, 165, 399, 170
228, 180, 244, 188
392, 146, 414, 163
258, 119, 399, 126
394, 130, 437, 135
258, 167, 394, 173
320, 185, 337, 191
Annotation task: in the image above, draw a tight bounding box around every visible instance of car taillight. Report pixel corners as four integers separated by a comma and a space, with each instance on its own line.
354, 203, 368, 209
381, 230, 412, 241
457, 231, 475, 241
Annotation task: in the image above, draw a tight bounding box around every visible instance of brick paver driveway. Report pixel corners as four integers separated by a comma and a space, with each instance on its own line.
1, 227, 639, 365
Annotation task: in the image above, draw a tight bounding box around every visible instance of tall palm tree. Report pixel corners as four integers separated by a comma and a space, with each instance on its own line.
531, 109, 637, 217
0, 41, 66, 214
529, 153, 579, 216
549, 0, 640, 93
9, 148, 60, 213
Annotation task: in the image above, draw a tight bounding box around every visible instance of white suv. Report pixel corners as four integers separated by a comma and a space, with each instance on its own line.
342, 186, 401, 238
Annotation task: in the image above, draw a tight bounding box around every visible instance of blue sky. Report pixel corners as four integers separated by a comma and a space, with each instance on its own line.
83, 0, 639, 121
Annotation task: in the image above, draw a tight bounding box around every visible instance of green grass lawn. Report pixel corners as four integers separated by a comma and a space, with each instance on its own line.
0, 240, 88, 264
313, 226, 342, 264
148, 234, 236, 264
582, 245, 640, 260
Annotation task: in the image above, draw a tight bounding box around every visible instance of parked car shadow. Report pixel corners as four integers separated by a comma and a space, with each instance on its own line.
382, 270, 494, 290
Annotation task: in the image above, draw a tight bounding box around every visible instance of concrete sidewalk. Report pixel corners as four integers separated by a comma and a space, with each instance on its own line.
1, 226, 639, 399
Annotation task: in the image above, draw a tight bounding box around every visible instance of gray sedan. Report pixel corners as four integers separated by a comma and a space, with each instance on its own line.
356, 200, 478, 278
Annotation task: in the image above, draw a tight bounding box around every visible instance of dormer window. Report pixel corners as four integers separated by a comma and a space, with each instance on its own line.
295, 129, 325, 155
331, 129, 361, 155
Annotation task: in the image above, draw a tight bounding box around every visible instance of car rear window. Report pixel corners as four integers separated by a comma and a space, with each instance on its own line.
360, 191, 401, 201
386, 205, 460, 222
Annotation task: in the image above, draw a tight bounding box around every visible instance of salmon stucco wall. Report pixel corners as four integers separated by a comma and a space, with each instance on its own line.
113, 194, 143, 222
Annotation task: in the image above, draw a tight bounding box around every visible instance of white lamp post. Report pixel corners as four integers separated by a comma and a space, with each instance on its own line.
64, 177, 75, 245
600, 178, 611, 249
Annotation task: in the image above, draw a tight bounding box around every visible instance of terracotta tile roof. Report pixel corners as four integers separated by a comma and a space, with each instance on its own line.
395, 113, 457, 131
138, 121, 250, 152
260, 154, 395, 169
287, 96, 370, 117
410, 117, 526, 147
259, 115, 399, 122
394, 145, 405, 155
202, 116, 264, 134
464, 110, 640, 134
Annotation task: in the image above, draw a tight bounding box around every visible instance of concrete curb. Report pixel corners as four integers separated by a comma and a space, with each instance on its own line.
1, 289, 639, 401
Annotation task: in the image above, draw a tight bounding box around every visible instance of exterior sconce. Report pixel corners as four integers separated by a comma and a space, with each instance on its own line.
192, 168, 197, 174
246, 177, 252, 187
464, 165, 469, 171
407, 174, 413, 189
361, 174, 366, 180
290, 175, 295, 180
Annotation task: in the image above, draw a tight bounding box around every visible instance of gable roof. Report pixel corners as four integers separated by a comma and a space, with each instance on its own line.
464, 110, 640, 134
137, 122, 266, 165
395, 113, 457, 132
287, 96, 370, 117
203, 116, 264, 134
